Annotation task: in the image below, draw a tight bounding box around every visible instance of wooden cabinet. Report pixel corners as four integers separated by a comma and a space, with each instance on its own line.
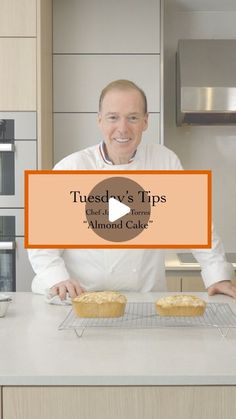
0, 38, 36, 111
166, 271, 205, 292
0, 0, 36, 36
0, 0, 53, 168
166, 270, 236, 292
3, 386, 236, 419
36, 0, 53, 169
182, 275, 205, 292
166, 275, 181, 291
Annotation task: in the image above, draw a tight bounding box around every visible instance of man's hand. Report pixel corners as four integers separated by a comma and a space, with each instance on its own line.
208, 280, 236, 299
50, 279, 85, 300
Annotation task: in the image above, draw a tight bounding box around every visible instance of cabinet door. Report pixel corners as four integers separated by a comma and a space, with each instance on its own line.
0, 38, 36, 111
182, 276, 205, 292
3, 386, 236, 419
0, 0, 36, 36
54, 0, 160, 54
166, 275, 181, 291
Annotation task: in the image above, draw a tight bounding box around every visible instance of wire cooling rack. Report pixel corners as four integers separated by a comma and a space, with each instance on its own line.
58, 302, 236, 338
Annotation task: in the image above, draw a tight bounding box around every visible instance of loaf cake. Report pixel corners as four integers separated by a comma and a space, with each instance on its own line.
72, 291, 127, 318
156, 294, 206, 317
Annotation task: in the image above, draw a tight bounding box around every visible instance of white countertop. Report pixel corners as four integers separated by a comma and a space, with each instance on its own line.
165, 252, 236, 271
1, 292, 236, 386
165, 252, 200, 270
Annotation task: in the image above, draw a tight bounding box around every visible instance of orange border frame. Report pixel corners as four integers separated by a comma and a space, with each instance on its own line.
25, 170, 212, 249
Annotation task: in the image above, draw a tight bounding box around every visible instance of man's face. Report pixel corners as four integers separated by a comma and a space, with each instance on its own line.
98, 88, 148, 164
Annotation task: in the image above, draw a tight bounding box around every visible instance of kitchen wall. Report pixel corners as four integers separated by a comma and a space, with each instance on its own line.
164, 0, 236, 251
53, 0, 162, 164
53, 0, 236, 251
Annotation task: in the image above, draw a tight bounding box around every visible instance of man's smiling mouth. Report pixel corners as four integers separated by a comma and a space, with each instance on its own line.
113, 138, 131, 143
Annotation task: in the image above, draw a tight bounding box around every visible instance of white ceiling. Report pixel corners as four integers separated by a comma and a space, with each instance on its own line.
165, 0, 236, 12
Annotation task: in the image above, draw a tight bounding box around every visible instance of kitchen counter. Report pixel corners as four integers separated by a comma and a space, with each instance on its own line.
165, 252, 201, 271
1, 292, 236, 386
165, 252, 236, 271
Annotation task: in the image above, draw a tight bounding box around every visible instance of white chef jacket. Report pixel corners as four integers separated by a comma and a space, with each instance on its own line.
28, 142, 235, 294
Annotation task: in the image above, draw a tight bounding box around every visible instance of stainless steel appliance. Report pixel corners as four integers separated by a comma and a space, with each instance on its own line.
0, 112, 37, 291
177, 39, 236, 125
0, 209, 34, 291
0, 112, 37, 207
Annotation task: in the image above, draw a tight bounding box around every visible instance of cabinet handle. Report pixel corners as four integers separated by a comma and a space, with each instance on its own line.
0, 241, 15, 250
0, 143, 15, 152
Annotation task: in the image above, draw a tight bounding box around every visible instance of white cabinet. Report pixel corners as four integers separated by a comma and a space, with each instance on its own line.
53, 0, 162, 162
53, 0, 160, 54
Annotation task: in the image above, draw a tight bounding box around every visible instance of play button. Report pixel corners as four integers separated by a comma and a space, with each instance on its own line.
108, 197, 131, 222
85, 176, 151, 242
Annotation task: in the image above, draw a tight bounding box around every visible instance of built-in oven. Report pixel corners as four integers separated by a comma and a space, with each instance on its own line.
0, 112, 37, 291
0, 209, 34, 291
0, 112, 37, 207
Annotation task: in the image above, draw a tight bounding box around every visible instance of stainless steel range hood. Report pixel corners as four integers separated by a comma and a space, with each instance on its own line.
176, 39, 236, 125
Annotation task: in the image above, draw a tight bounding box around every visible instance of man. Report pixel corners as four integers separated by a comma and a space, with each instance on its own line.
28, 80, 236, 299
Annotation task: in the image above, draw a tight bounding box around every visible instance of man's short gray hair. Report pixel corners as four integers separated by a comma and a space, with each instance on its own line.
99, 79, 148, 114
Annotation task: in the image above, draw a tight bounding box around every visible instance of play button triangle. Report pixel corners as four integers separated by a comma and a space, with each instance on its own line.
108, 197, 131, 222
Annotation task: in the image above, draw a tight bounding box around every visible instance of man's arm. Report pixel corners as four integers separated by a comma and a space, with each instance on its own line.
28, 248, 84, 297
192, 226, 235, 298
166, 149, 236, 298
